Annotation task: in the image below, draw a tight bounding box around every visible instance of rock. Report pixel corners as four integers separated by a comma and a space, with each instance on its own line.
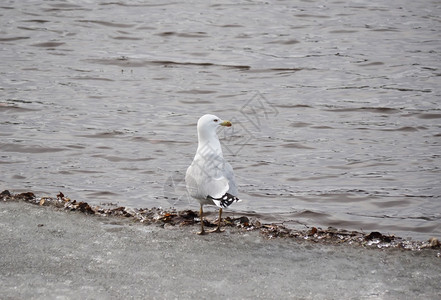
428, 237, 440, 248
1, 190, 12, 198
18, 192, 36, 201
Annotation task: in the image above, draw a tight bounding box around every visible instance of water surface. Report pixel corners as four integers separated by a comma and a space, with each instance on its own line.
1, 0, 440, 240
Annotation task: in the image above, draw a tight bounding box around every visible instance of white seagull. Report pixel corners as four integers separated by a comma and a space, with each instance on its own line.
185, 114, 240, 234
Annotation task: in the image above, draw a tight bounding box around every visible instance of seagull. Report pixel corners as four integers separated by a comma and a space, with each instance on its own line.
185, 114, 240, 234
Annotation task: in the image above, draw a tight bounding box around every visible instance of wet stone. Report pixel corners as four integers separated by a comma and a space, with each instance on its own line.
0, 190, 12, 198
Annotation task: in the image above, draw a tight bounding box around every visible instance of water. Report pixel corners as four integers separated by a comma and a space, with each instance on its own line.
1, 0, 440, 240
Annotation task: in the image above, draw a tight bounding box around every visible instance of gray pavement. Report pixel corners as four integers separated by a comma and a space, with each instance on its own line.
1, 201, 440, 299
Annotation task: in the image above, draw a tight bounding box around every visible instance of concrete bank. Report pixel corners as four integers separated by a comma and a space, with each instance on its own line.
1, 200, 440, 299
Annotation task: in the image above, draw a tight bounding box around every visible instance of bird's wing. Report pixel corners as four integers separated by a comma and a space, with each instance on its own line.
223, 161, 238, 196
206, 161, 241, 208
205, 176, 229, 199
185, 158, 229, 200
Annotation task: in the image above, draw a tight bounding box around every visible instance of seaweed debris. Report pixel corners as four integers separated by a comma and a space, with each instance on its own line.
1, 190, 439, 253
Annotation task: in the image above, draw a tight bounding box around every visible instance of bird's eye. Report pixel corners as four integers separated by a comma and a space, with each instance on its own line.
213, 119, 218, 122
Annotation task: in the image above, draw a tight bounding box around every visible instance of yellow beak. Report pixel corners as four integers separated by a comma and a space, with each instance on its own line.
220, 120, 232, 127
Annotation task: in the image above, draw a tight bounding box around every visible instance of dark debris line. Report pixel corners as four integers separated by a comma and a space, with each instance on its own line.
1, 190, 440, 252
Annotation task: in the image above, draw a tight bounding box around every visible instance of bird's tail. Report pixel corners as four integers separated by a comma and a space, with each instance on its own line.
208, 193, 241, 208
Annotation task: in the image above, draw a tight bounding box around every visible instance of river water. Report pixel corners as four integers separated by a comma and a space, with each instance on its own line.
1, 0, 440, 240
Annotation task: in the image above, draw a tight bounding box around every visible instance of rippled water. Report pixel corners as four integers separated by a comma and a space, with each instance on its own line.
1, 0, 440, 240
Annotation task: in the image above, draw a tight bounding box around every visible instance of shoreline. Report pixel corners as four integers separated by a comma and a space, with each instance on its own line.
1, 190, 441, 299
1, 190, 439, 252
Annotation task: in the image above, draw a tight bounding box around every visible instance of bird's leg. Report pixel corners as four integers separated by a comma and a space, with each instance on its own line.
209, 208, 224, 233
197, 204, 206, 235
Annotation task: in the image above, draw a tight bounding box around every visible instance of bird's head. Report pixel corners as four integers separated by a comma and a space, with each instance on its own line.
196, 114, 231, 156
197, 114, 232, 134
